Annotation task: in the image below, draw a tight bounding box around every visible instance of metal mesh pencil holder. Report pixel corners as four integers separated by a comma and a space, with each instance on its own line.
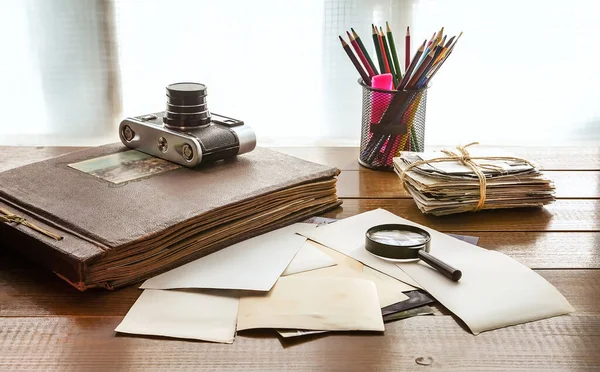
358, 79, 428, 171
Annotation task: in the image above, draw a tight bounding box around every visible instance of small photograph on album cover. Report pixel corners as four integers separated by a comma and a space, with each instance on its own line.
68, 150, 180, 185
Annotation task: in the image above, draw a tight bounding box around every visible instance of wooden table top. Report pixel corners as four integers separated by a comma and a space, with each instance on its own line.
1, 145, 599, 371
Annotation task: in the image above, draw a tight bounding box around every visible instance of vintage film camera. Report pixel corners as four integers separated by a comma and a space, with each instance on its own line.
119, 82, 256, 167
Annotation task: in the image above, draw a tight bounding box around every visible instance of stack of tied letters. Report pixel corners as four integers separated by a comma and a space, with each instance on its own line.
393, 147, 555, 216
0, 144, 341, 290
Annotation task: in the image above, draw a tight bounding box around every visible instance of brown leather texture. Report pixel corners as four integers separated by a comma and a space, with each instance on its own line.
0, 144, 340, 289
0, 144, 338, 246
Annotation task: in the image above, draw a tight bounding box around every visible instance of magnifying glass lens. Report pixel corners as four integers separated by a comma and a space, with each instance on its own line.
368, 229, 429, 246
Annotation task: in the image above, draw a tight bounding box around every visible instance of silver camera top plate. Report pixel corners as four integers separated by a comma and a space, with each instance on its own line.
119, 116, 203, 167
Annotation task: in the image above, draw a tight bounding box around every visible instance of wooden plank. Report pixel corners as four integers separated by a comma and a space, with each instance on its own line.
0, 269, 141, 316
322, 199, 600, 232
536, 270, 599, 315
274, 146, 600, 171
0, 265, 596, 317
548, 170, 600, 198
0, 315, 598, 371
507, 146, 600, 171
470, 232, 600, 269
337, 170, 600, 199
337, 170, 407, 198
2, 146, 599, 173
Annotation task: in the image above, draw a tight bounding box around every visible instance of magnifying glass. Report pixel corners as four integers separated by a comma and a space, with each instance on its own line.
365, 224, 462, 281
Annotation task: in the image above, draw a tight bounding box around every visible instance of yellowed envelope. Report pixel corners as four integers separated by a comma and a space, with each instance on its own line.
282, 240, 337, 276
237, 276, 384, 332
293, 242, 412, 307
115, 289, 239, 343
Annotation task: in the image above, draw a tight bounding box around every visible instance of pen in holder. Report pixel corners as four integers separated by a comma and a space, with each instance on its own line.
358, 79, 428, 170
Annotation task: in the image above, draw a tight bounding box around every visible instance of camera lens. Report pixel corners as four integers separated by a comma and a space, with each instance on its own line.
164, 82, 211, 129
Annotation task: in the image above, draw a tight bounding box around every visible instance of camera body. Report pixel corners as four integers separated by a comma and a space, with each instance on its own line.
119, 83, 256, 167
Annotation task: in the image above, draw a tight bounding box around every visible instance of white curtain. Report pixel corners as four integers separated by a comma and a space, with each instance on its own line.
1, 0, 119, 145
1, 0, 598, 146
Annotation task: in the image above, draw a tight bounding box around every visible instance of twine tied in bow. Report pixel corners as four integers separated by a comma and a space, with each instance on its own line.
0, 208, 63, 241
398, 142, 536, 212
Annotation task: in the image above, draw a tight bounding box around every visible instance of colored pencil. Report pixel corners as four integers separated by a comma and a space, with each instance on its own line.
405, 26, 411, 70
339, 35, 371, 85
406, 48, 435, 89
432, 36, 446, 62
416, 45, 442, 89
426, 36, 441, 55
430, 46, 449, 74
427, 32, 436, 47
424, 32, 463, 84
445, 35, 456, 48
402, 94, 423, 152
386, 22, 403, 81
372, 25, 385, 73
428, 36, 451, 67
351, 28, 379, 75
410, 121, 420, 152
381, 27, 397, 85
439, 35, 447, 49
431, 32, 461, 72
347, 31, 375, 77
434, 34, 459, 66
398, 39, 426, 89
416, 32, 437, 68
447, 31, 463, 51
435, 27, 444, 44
377, 27, 391, 74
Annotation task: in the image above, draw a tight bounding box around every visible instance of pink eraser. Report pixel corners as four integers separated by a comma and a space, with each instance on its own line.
372, 73, 393, 90
370, 73, 394, 124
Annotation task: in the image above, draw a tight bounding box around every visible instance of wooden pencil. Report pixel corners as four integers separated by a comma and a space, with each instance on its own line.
417, 40, 442, 82
427, 36, 452, 67
351, 27, 379, 75
348, 31, 376, 77
406, 47, 435, 89
372, 25, 385, 73
445, 35, 456, 48
386, 21, 403, 81
431, 45, 449, 70
381, 27, 397, 83
398, 39, 426, 89
427, 32, 436, 47
405, 26, 411, 70
439, 35, 447, 50
447, 31, 463, 50
434, 34, 459, 65
416, 44, 442, 89
432, 36, 446, 62
435, 26, 445, 44
401, 94, 423, 153
422, 32, 463, 86
377, 27, 391, 74
431, 32, 461, 70
415, 32, 438, 69
339, 35, 371, 85
426, 36, 441, 55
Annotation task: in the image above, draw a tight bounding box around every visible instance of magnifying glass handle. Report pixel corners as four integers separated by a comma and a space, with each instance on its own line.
418, 250, 462, 281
